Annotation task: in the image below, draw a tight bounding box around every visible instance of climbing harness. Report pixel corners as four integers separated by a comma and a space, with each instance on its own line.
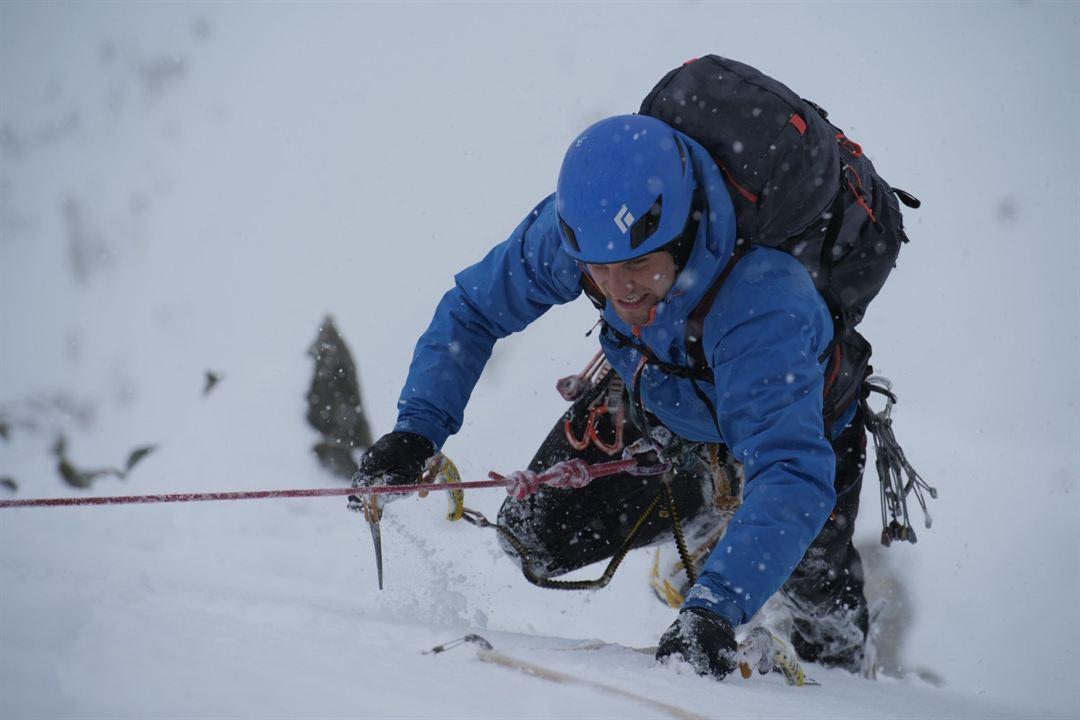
487, 352, 744, 597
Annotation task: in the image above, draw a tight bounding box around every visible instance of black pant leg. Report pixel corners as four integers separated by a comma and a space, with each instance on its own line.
496, 375, 710, 578
780, 407, 870, 669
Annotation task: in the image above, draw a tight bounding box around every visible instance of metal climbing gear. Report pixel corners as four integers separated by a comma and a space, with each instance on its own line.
361, 497, 385, 590
860, 375, 937, 546
556, 350, 606, 401
558, 351, 626, 456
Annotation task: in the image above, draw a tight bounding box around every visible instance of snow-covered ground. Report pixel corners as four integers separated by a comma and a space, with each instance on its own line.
2, 2, 1077, 718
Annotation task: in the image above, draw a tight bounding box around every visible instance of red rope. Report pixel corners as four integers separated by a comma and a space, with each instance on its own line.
0, 479, 508, 510
0, 459, 649, 510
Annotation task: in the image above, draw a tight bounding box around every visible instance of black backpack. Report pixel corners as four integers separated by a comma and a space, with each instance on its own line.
616, 55, 921, 425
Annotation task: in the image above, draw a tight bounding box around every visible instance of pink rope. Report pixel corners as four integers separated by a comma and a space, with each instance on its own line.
0, 458, 647, 510
0, 479, 508, 510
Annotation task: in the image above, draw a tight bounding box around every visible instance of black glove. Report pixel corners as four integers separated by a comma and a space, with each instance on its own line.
623, 424, 705, 475
655, 607, 738, 680
349, 432, 435, 509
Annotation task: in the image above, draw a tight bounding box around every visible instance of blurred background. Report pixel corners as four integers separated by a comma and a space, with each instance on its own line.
2, 1, 1078, 714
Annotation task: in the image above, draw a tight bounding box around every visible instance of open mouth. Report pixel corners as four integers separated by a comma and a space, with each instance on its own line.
615, 294, 649, 310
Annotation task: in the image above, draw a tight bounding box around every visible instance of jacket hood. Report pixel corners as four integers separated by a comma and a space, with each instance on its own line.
599, 130, 737, 339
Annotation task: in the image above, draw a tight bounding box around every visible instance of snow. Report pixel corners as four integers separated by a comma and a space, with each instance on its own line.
1, 2, 1078, 718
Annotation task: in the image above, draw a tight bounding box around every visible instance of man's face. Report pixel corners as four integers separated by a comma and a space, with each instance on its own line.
586, 251, 677, 326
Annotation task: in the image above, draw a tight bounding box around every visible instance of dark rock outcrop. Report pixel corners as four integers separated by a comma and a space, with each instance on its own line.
306, 316, 373, 479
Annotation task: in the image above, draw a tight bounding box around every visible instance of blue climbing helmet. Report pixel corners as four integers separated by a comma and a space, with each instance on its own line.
556, 114, 701, 266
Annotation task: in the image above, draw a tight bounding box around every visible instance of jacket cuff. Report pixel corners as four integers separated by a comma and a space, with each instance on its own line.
392, 418, 447, 451
682, 580, 747, 628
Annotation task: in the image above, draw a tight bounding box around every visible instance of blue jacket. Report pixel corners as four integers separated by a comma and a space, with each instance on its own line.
394, 134, 839, 628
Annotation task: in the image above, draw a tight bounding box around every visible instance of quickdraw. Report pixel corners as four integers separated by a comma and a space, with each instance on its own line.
559, 352, 626, 456
563, 395, 625, 455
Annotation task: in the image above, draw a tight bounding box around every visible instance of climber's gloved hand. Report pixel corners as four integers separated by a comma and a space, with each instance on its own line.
655, 606, 738, 681
347, 431, 435, 512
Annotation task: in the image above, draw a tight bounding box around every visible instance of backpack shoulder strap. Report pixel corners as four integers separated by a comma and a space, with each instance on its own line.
580, 269, 606, 311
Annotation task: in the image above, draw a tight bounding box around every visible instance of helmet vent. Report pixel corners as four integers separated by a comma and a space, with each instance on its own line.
629, 195, 663, 250
558, 215, 580, 252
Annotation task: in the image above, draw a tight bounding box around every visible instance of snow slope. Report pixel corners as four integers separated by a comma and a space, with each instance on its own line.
2, 2, 1078, 718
